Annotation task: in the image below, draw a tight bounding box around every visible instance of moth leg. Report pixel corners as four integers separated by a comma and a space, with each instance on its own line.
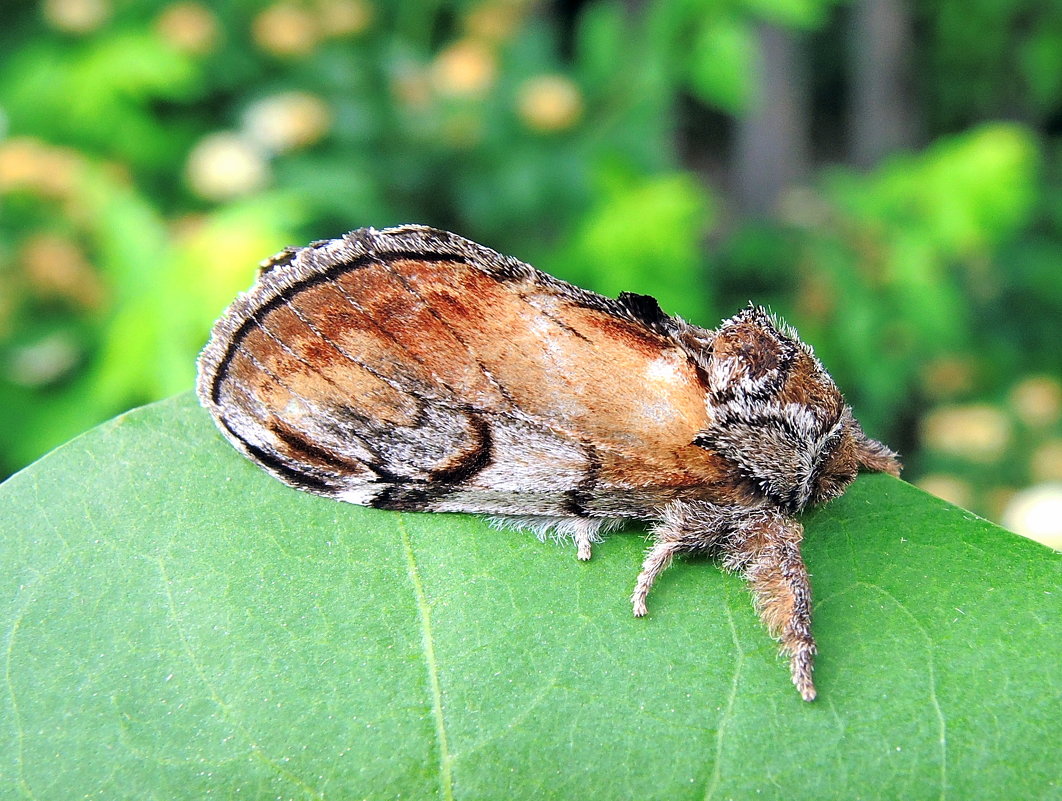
631, 504, 719, 617
632, 502, 817, 701
574, 529, 593, 560
631, 540, 686, 617
718, 510, 816, 701
569, 517, 605, 560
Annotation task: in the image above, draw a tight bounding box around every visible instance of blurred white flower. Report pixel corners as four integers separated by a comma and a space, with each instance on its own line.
921, 403, 1011, 463
1009, 375, 1062, 428
1001, 483, 1062, 550
42, 0, 110, 33
8, 333, 80, 387
243, 92, 331, 154
185, 132, 270, 201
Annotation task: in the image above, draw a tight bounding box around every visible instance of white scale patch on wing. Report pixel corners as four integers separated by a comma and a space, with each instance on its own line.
637, 350, 693, 425
645, 351, 685, 384
337, 485, 385, 505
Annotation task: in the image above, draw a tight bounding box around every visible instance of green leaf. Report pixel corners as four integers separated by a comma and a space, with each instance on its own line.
2, 393, 1059, 799
687, 17, 756, 114
554, 170, 715, 323
741, 0, 837, 29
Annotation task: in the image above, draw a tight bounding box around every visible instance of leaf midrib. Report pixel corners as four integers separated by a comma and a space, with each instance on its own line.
398, 513, 455, 801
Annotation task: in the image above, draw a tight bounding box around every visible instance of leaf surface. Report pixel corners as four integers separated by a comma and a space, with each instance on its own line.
2, 393, 1059, 800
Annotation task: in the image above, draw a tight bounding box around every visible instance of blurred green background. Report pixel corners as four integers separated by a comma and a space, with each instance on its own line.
1, 0, 1060, 545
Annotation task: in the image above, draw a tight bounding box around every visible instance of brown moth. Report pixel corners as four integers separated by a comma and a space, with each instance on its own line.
196, 224, 901, 701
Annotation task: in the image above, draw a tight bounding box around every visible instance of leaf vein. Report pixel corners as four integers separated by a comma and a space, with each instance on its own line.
863, 582, 948, 800
397, 514, 455, 801
156, 555, 325, 800
703, 601, 744, 801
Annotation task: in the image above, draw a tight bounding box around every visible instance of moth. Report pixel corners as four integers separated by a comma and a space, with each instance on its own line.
197, 224, 900, 702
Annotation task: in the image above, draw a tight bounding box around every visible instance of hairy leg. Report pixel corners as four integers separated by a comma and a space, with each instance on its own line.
718, 511, 815, 701
632, 501, 817, 701
631, 540, 685, 617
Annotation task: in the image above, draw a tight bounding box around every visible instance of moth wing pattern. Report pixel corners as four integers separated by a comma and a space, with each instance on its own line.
197, 225, 729, 552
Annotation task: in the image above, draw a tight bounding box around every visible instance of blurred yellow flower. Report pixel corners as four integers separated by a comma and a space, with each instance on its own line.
431, 40, 496, 98
516, 74, 583, 132
155, 2, 220, 56
21, 233, 106, 311
244, 91, 331, 154
921, 403, 1011, 463
915, 474, 973, 510
1002, 483, 1062, 549
465, 2, 524, 43
1009, 374, 1062, 428
42, 0, 110, 34
252, 3, 319, 57
185, 133, 270, 201
316, 0, 372, 37
0, 138, 81, 199
1031, 440, 1062, 483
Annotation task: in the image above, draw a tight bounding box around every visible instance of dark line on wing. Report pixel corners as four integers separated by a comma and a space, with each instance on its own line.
323, 272, 458, 400
225, 343, 324, 420
269, 422, 366, 473
564, 441, 599, 517
210, 251, 463, 403
429, 412, 493, 484
220, 418, 336, 493
374, 257, 520, 407
277, 293, 428, 400
220, 348, 412, 487
538, 307, 593, 342
247, 313, 352, 396
515, 290, 593, 343
318, 404, 417, 484
370, 485, 452, 511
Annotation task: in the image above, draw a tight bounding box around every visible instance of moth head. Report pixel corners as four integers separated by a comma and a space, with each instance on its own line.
694, 305, 901, 511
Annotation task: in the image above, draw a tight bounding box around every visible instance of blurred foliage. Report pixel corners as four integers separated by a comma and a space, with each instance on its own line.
0, 0, 1060, 533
